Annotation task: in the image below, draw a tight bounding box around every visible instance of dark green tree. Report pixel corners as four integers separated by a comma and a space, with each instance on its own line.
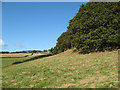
51, 2, 120, 54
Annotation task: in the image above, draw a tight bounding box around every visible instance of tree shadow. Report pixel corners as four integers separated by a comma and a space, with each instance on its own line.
12, 54, 53, 65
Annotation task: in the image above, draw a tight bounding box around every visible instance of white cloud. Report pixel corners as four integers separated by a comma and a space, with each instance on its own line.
0, 39, 6, 46
16, 43, 24, 47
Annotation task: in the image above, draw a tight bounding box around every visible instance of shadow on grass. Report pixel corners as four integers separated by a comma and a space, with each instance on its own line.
12, 54, 53, 65
1, 57, 25, 58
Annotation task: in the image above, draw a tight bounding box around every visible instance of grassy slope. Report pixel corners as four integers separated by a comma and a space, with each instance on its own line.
2, 57, 31, 67
2, 54, 52, 68
2, 49, 118, 88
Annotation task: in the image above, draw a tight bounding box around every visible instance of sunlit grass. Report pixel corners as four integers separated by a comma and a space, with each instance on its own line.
2, 57, 31, 67
2, 49, 118, 88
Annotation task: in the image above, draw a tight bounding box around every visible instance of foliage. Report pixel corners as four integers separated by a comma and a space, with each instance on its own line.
10, 50, 49, 54
0, 51, 10, 54
11, 50, 42, 53
51, 2, 120, 54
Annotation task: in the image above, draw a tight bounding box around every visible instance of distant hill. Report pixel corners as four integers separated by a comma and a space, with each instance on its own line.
11, 50, 42, 53
50, 2, 120, 54
6, 50, 49, 54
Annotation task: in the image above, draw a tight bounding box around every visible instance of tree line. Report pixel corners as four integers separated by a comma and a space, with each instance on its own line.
0, 50, 48, 54
50, 2, 120, 54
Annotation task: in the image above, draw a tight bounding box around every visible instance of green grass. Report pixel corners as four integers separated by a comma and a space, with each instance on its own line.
2, 49, 118, 88
2, 54, 53, 67
2, 57, 31, 67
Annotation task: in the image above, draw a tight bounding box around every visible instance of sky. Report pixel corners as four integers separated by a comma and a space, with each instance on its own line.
2, 2, 87, 52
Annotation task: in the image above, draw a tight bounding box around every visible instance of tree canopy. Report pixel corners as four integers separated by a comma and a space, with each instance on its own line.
51, 2, 120, 54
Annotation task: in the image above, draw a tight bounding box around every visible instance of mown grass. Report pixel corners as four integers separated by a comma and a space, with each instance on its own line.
2, 49, 118, 88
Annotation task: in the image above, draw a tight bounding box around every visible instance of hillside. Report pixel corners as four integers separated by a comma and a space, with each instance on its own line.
2, 49, 118, 88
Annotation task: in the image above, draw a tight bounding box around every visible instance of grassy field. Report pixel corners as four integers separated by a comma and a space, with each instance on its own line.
2, 54, 52, 68
2, 57, 31, 67
2, 49, 118, 88
0, 53, 31, 58
0, 53, 44, 58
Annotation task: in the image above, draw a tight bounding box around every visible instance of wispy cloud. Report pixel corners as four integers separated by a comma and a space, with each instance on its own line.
16, 43, 24, 47
0, 39, 7, 46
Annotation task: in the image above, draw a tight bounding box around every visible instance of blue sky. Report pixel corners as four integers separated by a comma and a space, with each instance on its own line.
2, 2, 87, 52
